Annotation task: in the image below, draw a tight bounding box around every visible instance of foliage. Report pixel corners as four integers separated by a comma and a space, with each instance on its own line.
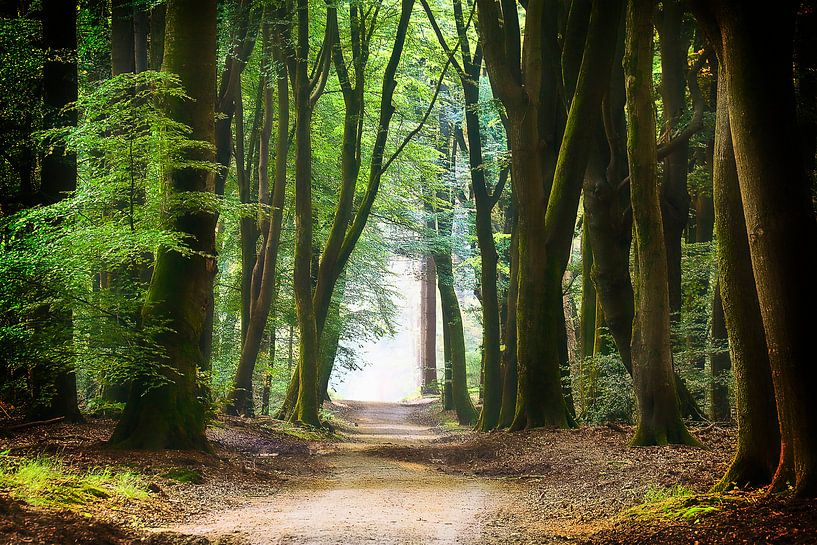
0, 71, 218, 410
578, 352, 636, 424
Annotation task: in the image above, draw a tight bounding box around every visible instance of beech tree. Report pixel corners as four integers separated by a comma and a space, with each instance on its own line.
693, 0, 817, 497
624, 0, 697, 447
111, 0, 217, 450
475, 0, 621, 429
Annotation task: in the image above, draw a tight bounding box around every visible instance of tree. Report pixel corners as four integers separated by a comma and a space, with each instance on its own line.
420, 0, 506, 431
624, 0, 697, 447
693, 0, 817, 496
475, 0, 621, 429
32, 0, 83, 423
226, 8, 291, 416
111, 0, 217, 450
710, 67, 779, 489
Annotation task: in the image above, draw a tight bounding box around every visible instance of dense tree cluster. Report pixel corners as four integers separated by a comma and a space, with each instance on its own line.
1, 0, 815, 499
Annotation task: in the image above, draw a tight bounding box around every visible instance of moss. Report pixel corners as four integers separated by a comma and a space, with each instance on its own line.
160, 467, 203, 484
0, 455, 149, 508
623, 486, 747, 523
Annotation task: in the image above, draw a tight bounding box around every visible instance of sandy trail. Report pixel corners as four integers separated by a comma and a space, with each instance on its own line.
170, 400, 521, 545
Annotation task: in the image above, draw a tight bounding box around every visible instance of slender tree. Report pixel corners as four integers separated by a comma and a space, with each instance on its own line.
226, 9, 291, 416
624, 0, 697, 447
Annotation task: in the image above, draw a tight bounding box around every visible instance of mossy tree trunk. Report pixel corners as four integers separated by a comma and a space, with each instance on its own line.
694, 0, 817, 496
278, 0, 415, 416
111, 0, 217, 450
476, 0, 621, 430
433, 125, 477, 425
624, 0, 697, 447
289, 0, 321, 428
710, 66, 779, 489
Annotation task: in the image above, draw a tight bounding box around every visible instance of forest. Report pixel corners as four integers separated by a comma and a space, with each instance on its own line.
0, 0, 815, 544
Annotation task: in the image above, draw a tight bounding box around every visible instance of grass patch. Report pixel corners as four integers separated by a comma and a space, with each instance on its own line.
0, 453, 149, 508
160, 467, 203, 484
623, 484, 745, 523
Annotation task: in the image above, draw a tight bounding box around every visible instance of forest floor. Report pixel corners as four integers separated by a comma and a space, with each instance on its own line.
1, 399, 816, 544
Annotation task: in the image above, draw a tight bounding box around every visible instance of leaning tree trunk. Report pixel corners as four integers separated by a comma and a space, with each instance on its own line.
710, 66, 779, 489
226, 25, 290, 416
694, 0, 817, 496
111, 0, 216, 450
624, 0, 697, 447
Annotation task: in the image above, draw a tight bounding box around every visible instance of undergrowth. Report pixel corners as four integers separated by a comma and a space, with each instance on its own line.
0, 451, 149, 507
623, 484, 746, 523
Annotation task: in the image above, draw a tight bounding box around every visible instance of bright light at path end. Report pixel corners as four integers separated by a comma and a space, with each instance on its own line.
331, 257, 421, 402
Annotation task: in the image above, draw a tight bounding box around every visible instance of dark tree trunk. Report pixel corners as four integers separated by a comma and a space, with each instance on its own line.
624, 0, 697, 447
111, 0, 217, 451
657, 0, 692, 320
710, 66, 779, 489
149, 4, 165, 71
33, 0, 82, 423
694, 0, 817, 496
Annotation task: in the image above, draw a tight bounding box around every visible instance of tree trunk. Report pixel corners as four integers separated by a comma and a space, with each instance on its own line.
624, 0, 697, 447
708, 282, 731, 422
226, 22, 289, 416
710, 67, 779, 489
496, 208, 518, 428
110, 0, 217, 450
33, 0, 82, 424
579, 222, 596, 361
419, 254, 438, 394
658, 0, 691, 319
289, 0, 321, 428
318, 270, 346, 403
695, 0, 817, 496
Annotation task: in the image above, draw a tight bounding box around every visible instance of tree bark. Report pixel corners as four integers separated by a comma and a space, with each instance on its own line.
419, 254, 438, 394
694, 0, 817, 496
657, 0, 691, 319
624, 0, 697, 447
110, 0, 217, 450
710, 67, 779, 489
289, 0, 321, 428
708, 282, 731, 422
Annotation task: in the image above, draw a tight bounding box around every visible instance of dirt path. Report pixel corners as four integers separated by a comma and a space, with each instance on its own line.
169, 400, 524, 545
